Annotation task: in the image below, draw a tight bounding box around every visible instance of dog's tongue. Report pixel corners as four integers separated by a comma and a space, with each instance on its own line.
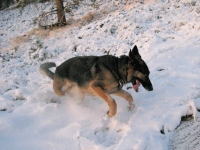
133, 80, 140, 92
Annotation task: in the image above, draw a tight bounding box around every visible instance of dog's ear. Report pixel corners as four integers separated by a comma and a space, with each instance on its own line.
129, 49, 134, 59
132, 45, 141, 57
130, 45, 145, 65
129, 45, 141, 59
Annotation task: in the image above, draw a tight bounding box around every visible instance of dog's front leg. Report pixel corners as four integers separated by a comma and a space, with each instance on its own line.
89, 85, 117, 117
112, 89, 135, 111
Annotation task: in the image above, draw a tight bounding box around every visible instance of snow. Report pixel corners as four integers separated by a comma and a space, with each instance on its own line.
0, 0, 200, 149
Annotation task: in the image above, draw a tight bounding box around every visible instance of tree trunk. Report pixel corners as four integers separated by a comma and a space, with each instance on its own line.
55, 0, 66, 25
0, 0, 2, 9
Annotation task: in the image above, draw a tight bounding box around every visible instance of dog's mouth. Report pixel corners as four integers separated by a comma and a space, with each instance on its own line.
131, 79, 153, 92
132, 80, 141, 92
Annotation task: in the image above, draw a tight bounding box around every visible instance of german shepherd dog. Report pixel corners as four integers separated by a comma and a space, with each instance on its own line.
39, 45, 153, 117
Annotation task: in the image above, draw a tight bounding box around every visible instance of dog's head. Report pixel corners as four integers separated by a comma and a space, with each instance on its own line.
128, 45, 153, 91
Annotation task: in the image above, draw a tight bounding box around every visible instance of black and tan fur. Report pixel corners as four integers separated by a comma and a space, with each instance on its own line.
39, 45, 153, 117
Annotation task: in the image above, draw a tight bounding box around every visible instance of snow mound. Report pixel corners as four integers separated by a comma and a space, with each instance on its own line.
169, 112, 200, 150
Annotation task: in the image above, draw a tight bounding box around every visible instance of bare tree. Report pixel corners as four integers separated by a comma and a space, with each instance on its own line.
0, 0, 14, 9
55, 0, 66, 25
0, 1, 2, 9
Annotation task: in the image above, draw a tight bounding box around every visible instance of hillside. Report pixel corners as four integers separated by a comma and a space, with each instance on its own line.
0, 0, 200, 149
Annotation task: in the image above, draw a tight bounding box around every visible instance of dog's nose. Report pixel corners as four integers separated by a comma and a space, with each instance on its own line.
148, 86, 153, 91
146, 86, 153, 91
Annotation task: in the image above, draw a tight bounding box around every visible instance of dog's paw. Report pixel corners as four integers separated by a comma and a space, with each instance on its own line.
128, 102, 135, 111
107, 111, 112, 118
106, 111, 116, 118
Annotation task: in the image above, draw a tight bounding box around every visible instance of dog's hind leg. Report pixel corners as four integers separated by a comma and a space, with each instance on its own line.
89, 84, 117, 117
112, 90, 135, 110
53, 75, 65, 96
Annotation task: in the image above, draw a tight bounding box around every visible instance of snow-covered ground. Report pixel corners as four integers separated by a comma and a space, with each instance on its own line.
0, 0, 200, 149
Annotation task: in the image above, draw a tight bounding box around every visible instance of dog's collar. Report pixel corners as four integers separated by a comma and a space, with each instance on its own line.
110, 67, 126, 87
117, 67, 128, 87
108, 58, 128, 88
117, 63, 129, 87
119, 79, 125, 87
115, 74, 125, 87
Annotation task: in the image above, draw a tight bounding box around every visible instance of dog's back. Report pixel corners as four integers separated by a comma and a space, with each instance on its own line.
55, 56, 99, 86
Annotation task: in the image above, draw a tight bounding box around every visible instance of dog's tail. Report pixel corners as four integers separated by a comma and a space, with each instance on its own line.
39, 62, 56, 80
